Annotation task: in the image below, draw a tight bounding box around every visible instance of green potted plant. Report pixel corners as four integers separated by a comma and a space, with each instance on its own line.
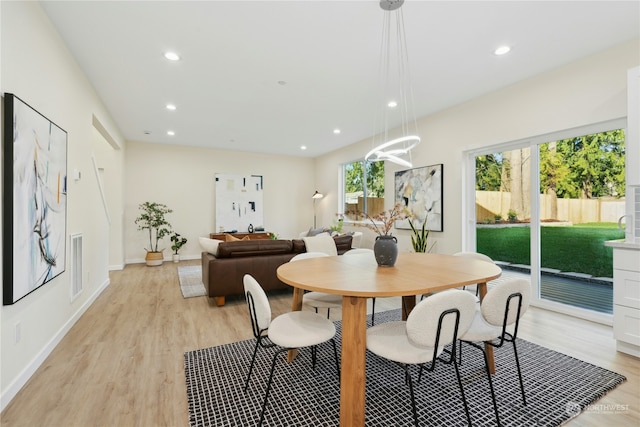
135, 201, 173, 266
170, 233, 188, 263
408, 219, 430, 253
330, 217, 344, 234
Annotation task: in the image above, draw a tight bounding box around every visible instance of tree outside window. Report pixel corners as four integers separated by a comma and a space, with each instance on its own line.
344, 160, 385, 220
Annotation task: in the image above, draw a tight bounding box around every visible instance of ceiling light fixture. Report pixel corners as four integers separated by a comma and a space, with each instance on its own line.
494, 45, 511, 56
164, 51, 180, 61
333, 129, 341, 134
300, 145, 307, 150
166, 104, 176, 110
167, 130, 175, 136
365, 0, 420, 169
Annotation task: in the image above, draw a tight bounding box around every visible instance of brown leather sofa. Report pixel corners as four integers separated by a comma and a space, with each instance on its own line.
201, 235, 353, 306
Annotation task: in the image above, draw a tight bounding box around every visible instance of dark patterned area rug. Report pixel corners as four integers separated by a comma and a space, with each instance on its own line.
184, 310, 626, 426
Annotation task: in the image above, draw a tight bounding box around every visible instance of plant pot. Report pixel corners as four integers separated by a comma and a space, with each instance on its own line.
172, 254, 180, 263
145, 250, 164, 267
374, 235, 398, 267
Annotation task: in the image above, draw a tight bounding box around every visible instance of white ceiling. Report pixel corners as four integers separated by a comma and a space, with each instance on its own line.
40, 1, 640, 158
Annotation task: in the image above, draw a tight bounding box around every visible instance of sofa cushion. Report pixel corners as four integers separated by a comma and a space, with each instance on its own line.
333, 234, 354, 254
216, 239, 294, 258
302, 234, 338, 256
306, 227, 329, 237
292, 239, 306, 253
199, 236, 222, 256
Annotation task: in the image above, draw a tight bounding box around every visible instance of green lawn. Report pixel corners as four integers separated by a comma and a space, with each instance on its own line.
476, 223, 624, 278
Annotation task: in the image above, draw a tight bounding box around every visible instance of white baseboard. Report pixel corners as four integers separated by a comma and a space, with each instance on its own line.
0, 278, 111, 412
125, 254, 201, 265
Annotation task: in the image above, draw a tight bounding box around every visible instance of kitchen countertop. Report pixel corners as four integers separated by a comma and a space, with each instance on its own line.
605, 239, 640, 250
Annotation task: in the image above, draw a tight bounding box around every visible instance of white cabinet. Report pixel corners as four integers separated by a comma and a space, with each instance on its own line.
611, 245, 640, 357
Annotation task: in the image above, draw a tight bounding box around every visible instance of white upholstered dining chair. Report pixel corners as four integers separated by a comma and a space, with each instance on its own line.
458, 277, 531, 426
343, 248, 384, 325
421, 251, 496, 302
243, 274, 340, 426
454, 251, 496, 296
292, 252, 344, 318
366, 289, 478, 426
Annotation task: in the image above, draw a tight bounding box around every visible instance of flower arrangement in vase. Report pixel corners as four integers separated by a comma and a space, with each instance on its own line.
357, 203, 411, 236
349, 203, 411, 266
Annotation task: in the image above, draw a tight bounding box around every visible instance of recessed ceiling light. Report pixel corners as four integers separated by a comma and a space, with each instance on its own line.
494, 45, 511, 56
167, 130, 175, 136
166, 104, 176, 110
143, 130, 152, 135
333, 129, 341, 134
300, 145, 307, 150
164, 51, 180, 61
278, 81, 287, 86
387, 100, 398, 108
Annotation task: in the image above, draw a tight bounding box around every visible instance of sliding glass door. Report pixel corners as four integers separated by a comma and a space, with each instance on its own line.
466, 120, 625, 324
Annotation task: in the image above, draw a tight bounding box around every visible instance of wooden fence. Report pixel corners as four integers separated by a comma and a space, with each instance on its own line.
345, 197, 385, 219
476, 191, 625, 224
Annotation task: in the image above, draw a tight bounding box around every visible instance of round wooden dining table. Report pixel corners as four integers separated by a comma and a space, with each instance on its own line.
276, 251, 502, 427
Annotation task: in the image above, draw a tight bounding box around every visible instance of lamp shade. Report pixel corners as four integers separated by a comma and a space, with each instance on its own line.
312, 191, 324, 199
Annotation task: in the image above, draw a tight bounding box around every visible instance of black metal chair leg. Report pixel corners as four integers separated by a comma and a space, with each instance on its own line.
460, 341, 501, 426
480, 346, 501, 426
371, 298, 376, 325
244, 338, 261, 392
259, 348, 287, 426
404, 366, 419, 427
331, 339, 341, 381
452, 354, 473, 427
311, 345, 317, 369
512, 340, 527, 405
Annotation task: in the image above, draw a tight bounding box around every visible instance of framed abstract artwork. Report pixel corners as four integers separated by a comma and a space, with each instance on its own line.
394, 163, 443, 232
214, 173, 264, 233
3, 94, 68, 305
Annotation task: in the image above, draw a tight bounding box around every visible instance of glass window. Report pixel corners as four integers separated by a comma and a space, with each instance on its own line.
473, 127, 625, 319
343, 160, 385, 220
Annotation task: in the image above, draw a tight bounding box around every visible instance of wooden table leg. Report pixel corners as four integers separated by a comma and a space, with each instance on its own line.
477, 282, 495, 374
401, 295, 416, 320
287, 287, 304, 362
340, 296, 367, 427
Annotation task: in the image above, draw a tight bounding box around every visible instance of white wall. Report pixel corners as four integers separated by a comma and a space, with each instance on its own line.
0, 1, 126, 409
315, 39, 640, 255
1, 0, 637, 413
124, 141, 316, 263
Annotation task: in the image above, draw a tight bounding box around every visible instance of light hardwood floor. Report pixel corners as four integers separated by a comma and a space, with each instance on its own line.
1, 260, 638, 426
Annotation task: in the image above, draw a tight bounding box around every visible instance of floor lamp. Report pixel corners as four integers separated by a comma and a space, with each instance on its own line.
312, 191, 323, 228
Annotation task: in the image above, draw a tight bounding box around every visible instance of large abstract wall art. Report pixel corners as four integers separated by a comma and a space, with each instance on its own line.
215, 173, 264, 233
394, 164, 443, 232
3, 94, 68, 305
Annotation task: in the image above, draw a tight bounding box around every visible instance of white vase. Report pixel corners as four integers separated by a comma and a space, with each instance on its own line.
172, 254, 180, 263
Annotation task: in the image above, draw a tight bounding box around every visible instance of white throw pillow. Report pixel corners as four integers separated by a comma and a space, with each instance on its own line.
302, 234, 338, 256
199, 236, 222, 256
